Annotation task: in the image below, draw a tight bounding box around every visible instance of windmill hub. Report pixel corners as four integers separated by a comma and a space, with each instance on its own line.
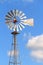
13, 18, 17, 23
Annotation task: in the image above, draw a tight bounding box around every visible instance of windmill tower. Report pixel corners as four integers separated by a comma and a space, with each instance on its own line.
5, 9, 34, 65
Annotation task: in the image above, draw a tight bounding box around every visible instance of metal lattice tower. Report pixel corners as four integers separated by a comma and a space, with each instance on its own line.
9, 31, 21, 65
5, 9, 34, 65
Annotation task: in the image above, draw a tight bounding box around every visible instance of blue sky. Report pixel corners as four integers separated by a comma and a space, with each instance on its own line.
0, 0, 43, 65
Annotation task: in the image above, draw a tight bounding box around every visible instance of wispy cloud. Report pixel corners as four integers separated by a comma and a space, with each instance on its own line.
0, 0, 5, 3
23, 0, 34, 3
0, 0, 17, 4
27, 34, 43, 62
0, 0, 34, 4
23, 33, 33, 40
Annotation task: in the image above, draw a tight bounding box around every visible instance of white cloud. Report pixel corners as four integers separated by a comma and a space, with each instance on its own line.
31, 50, 43, 61
30, 50, 43, 62
27, 34, 43, 50
8, 50, 19, 56
27, 34, 43, 62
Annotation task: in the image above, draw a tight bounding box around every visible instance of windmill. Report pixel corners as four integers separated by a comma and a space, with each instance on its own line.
5, 9, 34, 65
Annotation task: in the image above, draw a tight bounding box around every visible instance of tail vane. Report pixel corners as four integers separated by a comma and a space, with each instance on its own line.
22, 18, 34, 26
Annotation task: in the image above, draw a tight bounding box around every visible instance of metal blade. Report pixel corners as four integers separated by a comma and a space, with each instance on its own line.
20, 20, 24, 22
5, 15, 11, 19
18, 25, 22, 31
8, 12, 12, 17
20, 20, 26, 22
7, 12, 12, 18
7, 23, 12, 29
18, 11, 23, 17
13, 10, 17, 17
5, 18, 12, 20
19, 23, 25, 28
8, 11, 13, 17
6, 21, 9, 24
13, 25, 17, 31
20, 16, 27, 20
16, 10, 19, 16
6, 22, 13, 30
20, 21, 27, 25
6, 20, 12, 23
8, 10, 14, 17
17, 25, 19, 32
10, 23, 13, 30
13, 27, 15, 31
10, 10, 14, 16
20, 13, 25, 18
14, 9, 16, 17
6, 21, 10, 25
6, 22, 11, 29
12, 10, 15, 16
8, 22, 13, 30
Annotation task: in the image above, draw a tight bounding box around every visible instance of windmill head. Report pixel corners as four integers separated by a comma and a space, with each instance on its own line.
5, 9, 34, 32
